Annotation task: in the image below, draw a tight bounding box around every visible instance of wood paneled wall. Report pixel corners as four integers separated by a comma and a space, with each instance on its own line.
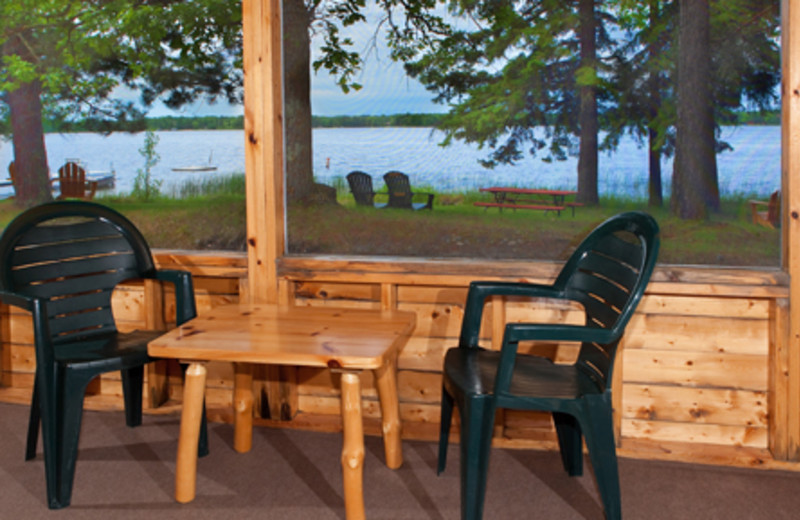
5, 251, 791, 466
0, 252, 797, 471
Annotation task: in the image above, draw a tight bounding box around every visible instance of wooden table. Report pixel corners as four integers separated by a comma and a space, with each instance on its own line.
476, 187, 581, 215
148, 303, 416, 519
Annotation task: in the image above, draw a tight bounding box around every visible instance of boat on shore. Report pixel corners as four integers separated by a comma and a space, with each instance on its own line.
87, 170, 116, 189
172, 151, 217, 172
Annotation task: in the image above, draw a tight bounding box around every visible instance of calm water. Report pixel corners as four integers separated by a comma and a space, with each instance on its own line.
0, 125, 780, 199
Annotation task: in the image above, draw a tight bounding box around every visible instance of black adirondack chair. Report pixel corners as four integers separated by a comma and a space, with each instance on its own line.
437, 211, 660, 520
383, 171, 434, 210
346, 171, 387, 208
0, 201, 208, 509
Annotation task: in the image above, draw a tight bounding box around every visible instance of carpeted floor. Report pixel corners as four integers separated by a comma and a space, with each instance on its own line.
1, 401, 799, 519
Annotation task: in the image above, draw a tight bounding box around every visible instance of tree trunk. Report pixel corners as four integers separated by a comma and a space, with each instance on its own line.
4, 35, 53, 207
647, 0, 663, 208
648, 127, 663, 207
671, 0, 719, 219
576, 0, 599, 205
282, 0, 335, 206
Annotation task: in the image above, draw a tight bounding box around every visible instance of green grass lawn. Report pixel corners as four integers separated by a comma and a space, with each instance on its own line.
289, 195, 780, 266
0, 183, 780, 267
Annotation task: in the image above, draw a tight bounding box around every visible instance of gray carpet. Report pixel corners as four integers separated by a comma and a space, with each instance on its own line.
1, 401, 799, 519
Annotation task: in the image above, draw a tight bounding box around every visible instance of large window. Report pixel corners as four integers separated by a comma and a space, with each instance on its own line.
285, 1, 781, 267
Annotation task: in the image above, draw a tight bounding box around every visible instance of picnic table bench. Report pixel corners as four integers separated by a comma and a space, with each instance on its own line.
476, 187, 583, 216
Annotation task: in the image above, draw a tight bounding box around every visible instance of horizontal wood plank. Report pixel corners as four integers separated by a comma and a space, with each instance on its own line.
624, 314, 769, 355
621, 384, 768, 426
623, 349, 768, 390
622, 418, 768, 448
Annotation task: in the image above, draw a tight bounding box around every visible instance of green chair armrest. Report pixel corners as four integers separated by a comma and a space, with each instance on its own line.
0, 289, 36, 312
153, 269, 197, 326
493, 323, 616, 397
459, 281, 564, 347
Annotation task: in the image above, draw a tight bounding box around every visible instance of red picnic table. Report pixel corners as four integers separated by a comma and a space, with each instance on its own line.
475, 187, 582, 216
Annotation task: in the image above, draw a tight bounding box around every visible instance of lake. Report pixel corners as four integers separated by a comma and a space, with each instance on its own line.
0, 125, 780, 199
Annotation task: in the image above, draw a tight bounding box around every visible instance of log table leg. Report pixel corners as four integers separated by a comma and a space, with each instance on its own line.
374, 355, 403, 469
175, 362, 207, 503
340, 371, 365, 520
233, 363, 254, 453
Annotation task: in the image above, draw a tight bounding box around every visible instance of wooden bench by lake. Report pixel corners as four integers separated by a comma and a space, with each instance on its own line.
474, 201, 566, 214
476, 187, 582, 216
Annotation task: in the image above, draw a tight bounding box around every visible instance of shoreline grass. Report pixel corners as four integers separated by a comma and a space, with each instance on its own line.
0, 174, 780, 267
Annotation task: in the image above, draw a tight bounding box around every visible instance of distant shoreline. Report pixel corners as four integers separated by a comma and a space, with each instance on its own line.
44, 111, 780, 133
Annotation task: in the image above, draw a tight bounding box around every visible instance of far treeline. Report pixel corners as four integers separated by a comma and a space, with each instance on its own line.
54, 111, 780, 133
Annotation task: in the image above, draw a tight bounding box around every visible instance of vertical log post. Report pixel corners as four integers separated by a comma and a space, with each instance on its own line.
233, 362, 254, 453
770, 298, 791, 456
175, 363, 208, 503
381, 283, 397, 310
243, 0, 284, 306
490, 295, 506, 438
781, 0, 800, 460
340, 371, 366, 520
374, 355, 403, 469
243, 0, 298, 421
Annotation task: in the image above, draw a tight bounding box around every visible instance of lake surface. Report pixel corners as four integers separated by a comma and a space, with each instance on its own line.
0, 125, 780, 199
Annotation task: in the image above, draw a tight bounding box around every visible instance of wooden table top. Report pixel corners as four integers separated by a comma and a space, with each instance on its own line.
148, 303, 417, 370
479, 187, 577, 195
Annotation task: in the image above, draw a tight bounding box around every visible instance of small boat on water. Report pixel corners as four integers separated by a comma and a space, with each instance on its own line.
87, 170, 116, 190
171, 165, 218, 172
172, 151, 217, 172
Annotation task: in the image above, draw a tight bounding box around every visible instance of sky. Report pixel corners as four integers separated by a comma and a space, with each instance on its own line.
147, 7, 445, 118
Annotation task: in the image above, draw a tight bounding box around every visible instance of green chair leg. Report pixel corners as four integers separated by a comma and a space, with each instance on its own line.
26, 381, 40, 461
438, 386, 454, 475
37, 375, 64, 509
553, 412, 583, 476
55, 369, 98, 508
459, 395, 495, 520
582, 398, 621, 520
121, 366, 144, 427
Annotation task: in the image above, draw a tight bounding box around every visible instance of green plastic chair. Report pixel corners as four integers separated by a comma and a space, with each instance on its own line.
437, 211, 660, 520
0, 201, 209, 509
